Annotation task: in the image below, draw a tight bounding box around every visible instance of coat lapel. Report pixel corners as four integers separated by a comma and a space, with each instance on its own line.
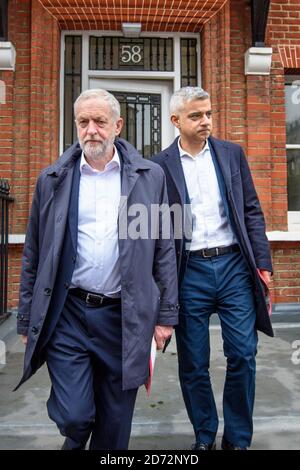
164, 138, 188, 207
50, 147, 81, 263
116, 140, 151, 216
208, 137, 232, 191
67, 157, 81, 253
52, 168, 74, 261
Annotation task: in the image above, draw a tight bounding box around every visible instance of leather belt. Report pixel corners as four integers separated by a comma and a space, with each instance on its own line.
189, 244, 240, 259
69, 288, 121, 307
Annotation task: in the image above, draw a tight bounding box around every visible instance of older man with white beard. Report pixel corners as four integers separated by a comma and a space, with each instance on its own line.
16, 89, 178, 450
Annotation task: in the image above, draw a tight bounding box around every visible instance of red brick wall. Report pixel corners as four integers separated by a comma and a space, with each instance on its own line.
201, 0, 231, 140
271, 242, 300, 304
2, 0, 300, 310
202, 0, 273, 226
0, 0, 60, 310
267, 0, 300, 305
267, 0, 300, 230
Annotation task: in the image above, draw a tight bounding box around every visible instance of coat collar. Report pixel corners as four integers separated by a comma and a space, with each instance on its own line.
163, 135, 232, 202
47, 138, 152, 176
48, 138, 151, 217
50, 139, 150, 263
46, 142, 82, 177
114, 138, 153, 200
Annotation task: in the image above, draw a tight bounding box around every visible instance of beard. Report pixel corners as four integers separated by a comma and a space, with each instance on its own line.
79, 136, 115, 161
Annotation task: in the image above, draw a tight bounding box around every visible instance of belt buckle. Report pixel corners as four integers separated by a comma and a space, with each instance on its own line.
202, 248, 211, 258
202, 247, 219, 258
86, 292, 104, 305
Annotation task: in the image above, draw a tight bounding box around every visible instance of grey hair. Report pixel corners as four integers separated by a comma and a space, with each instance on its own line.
170, 87, 210, 115
74, 88, 121, 121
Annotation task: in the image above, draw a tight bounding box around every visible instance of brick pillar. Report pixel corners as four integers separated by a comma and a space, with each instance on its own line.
201, 0, 231, 140
245, 75, 273, 228
1, 0, 60, 310
29, 0, 60, 197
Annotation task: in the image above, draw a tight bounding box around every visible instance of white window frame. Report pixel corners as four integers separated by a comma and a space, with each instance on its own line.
59, 30, 201, 155
285, 75, 300, 232
287, 143, 300, 232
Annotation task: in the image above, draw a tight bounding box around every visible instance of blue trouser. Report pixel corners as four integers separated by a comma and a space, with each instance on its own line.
176, 250, 258, 448
45, 292, 138, 450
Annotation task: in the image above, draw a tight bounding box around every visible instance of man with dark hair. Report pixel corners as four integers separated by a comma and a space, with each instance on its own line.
152, 86, 273, 451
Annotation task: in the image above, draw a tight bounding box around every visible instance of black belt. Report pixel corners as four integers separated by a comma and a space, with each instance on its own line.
69, 288, 121, 307
189, 244, 240, 259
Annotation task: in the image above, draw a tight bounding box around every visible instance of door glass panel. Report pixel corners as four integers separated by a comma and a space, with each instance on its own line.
136, 104, 143, 153
90, 37, 173, 71
64, 36, 82, 150
110, 92, 161, 159
287, 149, 300, 211
180, 38, 197, 87
144, 104, 151, 159
127, 103, 136, 147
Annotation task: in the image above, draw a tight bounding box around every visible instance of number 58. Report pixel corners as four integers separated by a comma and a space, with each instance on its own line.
121, 45, 142, 64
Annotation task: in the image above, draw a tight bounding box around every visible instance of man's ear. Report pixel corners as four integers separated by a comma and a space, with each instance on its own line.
115, 117, 124, 136
171, 114, 180, 129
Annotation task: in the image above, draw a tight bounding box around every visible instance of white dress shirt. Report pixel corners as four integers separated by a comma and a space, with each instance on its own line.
70, 147, 121, 295
178, 139, 237, 251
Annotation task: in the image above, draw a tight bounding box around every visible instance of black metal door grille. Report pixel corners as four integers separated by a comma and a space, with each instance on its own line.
0, 179, 13, 321
111, 91, 161, 159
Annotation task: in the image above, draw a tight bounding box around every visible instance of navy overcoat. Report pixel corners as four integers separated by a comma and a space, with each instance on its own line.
17, 138, 179, 390
152, 136, 273, 337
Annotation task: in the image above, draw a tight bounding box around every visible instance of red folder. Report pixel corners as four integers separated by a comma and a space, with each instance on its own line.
257, 269, 272, 316
145, 337, 157, 395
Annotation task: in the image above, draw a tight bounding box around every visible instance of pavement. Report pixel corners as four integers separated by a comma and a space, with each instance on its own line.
0, 311, 300, 450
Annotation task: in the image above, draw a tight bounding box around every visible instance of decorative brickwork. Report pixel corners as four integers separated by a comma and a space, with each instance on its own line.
1, 0, 300, 309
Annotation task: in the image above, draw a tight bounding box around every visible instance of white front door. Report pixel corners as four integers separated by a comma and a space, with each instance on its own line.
89, 78, 174, 158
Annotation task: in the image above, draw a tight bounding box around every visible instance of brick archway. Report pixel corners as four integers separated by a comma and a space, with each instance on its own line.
278, 45, 300, 69
38, 0, 228, 32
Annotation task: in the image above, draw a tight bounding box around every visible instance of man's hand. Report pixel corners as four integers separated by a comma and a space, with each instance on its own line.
154, 325, 173, 350
259, 270, 272, 287
21, 335, 28, 346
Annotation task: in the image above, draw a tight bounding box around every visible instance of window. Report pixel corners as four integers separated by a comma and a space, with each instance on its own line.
89, 37, 173, 72
285, 74, 300, 213
180, 38, 197, 87
112, 92, 161, 159
64, 36, 82, 151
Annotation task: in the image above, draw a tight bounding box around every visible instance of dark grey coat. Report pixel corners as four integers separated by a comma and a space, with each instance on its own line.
152, 136, 274, 337
16, 138, 179, 390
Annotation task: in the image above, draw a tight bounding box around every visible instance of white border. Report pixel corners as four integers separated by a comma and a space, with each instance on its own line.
60, 30, 201, 154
